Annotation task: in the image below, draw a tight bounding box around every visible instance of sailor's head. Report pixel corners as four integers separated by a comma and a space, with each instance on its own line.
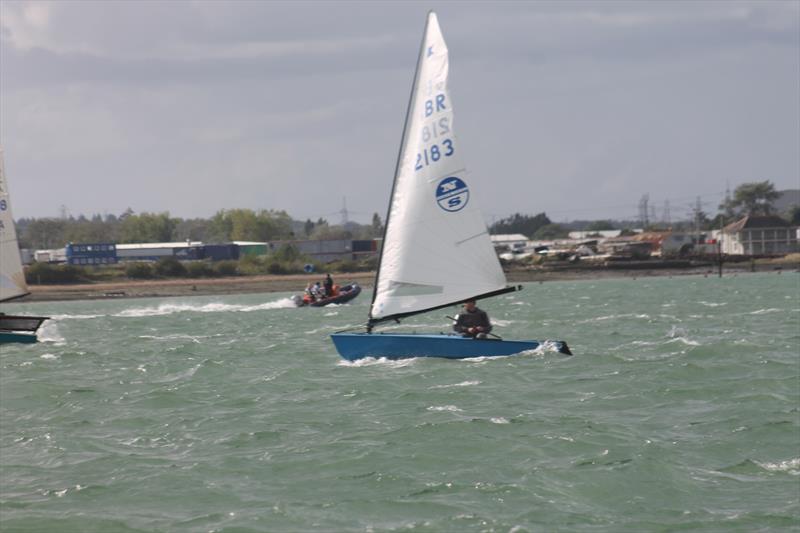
463, 299, 477, 311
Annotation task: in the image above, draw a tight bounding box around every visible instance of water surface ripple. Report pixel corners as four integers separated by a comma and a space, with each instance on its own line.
1, 274, 798, 531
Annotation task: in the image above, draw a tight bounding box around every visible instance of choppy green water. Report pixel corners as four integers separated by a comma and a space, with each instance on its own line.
1, 273, 798, 532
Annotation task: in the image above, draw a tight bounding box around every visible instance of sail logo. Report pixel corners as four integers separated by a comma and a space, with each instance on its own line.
435, 177, 469, 212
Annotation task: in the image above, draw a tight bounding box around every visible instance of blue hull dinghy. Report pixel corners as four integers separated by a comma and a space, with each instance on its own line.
0, 330, 39, 344
0, 315, 48, 344
328, 12, 571, 361
331, 333, 571, 361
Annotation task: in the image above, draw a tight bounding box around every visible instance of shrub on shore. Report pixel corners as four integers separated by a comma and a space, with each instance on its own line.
125, 262, 155, 279
185, 261, 217, 278
154, 257, 187, 277
24, 252, 379, 285
214, 260, 239, 277
25, 262, 87, 284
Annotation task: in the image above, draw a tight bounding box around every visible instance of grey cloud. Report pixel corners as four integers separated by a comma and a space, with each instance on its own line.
0, 0, 797, 220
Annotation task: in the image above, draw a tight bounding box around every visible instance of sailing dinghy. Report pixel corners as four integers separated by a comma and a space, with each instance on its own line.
330, 12, 571, 361
0, 148, 48, 344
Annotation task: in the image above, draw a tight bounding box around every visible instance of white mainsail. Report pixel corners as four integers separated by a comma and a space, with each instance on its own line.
370, 12, 507, 323
0, 148, 30, 302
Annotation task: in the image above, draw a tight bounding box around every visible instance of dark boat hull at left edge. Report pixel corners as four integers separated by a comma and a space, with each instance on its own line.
0, 314, 49, 344
330, 332, 572, 361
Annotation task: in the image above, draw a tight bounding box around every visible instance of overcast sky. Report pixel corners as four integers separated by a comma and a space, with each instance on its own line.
1, 0, 798, 224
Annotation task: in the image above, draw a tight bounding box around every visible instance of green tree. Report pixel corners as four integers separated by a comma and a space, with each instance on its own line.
586, 220, 615, 231
721, 181, 780, 216
371, 212, 384, 237
304, 218, 315, 237
21, 218, 67, 249
532, 223, 568, 240
311, 223, 352, 240
788, 206, 800, 225
175, 218, 211, 242
64, 213, 119, 243
119, 212, 177, 243
208, 209, 293, 242
490, 212, 552, 238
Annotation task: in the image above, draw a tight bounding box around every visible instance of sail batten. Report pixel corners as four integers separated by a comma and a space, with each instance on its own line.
0, 148, 30, 303
369, 12, 508, 324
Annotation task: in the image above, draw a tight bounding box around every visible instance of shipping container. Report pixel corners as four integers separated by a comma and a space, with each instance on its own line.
203, 244, 240, 261
66, 242, 118, 265
116, 242, 203, 262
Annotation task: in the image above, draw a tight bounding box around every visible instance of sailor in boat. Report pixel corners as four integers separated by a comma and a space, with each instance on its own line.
323, 273, 334, 297
302, 282, 315, 304
453, 300, 492, 339
312, 281, 325, 300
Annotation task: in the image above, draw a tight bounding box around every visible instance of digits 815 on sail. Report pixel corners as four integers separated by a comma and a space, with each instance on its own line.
415, 93, 454, 172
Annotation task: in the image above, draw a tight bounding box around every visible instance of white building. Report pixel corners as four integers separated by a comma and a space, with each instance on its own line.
490, 234, 529, 252
568, 229, 642, 240
720, 215, 798, 255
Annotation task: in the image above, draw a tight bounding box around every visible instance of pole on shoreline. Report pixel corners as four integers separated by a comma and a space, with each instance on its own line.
717, 219, 723, 278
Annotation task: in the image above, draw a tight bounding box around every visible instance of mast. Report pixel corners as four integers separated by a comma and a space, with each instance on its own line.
367, 12, 433, 331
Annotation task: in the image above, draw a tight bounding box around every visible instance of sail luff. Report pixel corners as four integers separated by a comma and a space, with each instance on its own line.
0, 148, 30, 303
368, 12, 434, 323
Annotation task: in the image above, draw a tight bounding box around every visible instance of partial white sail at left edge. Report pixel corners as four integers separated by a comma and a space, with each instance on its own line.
0, 148, 30, 302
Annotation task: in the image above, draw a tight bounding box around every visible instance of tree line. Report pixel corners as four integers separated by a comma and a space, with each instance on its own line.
489, 181, 799, 239
15, 181, 798, 248
17, 208, 385, 250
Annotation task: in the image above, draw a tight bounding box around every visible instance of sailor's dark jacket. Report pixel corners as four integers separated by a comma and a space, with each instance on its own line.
453, 308, 492, 334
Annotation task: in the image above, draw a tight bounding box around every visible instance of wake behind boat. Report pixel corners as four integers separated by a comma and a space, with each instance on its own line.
0, 148, 48, 344
330, 12, 571, 361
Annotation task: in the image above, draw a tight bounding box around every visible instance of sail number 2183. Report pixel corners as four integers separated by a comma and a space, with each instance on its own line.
415, 139, 454, 171
415, 95, 455, 172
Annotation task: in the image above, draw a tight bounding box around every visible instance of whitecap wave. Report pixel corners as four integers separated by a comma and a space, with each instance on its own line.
37, 322, 65, 345
49, 314, 105, 321
337, 357, 416, 368
755, 458, 800, 475
580, 313, 650, 323
428, 405, 462, 412
138, 334, 208, 343
429, 380, 481, 389
114, 297, 297, 317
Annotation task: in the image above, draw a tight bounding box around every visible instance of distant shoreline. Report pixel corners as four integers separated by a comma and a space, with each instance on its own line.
7, 258, 796, 304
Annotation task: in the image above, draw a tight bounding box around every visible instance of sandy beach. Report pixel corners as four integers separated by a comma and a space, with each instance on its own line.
10, 258, 795, 304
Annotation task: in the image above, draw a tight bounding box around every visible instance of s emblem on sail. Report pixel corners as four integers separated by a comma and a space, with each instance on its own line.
435, 176, 469, 212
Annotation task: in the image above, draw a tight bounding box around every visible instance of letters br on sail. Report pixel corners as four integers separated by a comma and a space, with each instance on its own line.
329, 12, 571, 361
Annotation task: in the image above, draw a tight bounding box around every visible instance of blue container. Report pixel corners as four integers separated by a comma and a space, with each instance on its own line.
66, 243, 118, 265
202, 244, 240, 261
